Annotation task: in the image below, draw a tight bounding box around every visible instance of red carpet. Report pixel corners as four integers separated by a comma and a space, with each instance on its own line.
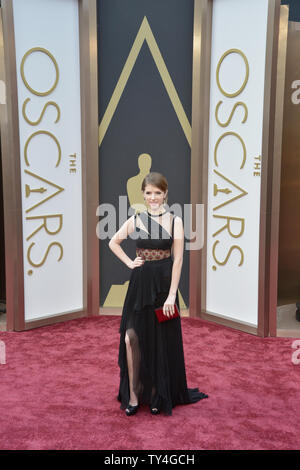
0, 315, 299, 450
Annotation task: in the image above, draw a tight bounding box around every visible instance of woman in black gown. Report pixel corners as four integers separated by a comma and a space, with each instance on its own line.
109, 172, 208, 416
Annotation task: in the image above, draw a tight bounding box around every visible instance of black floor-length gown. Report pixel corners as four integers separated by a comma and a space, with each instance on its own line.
118, 209, 208, 415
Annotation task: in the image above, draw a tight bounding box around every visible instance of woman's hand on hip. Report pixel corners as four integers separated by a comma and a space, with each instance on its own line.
128, 256, 145, 269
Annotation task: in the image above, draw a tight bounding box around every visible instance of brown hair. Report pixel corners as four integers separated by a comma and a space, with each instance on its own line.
141, 172, 168, 203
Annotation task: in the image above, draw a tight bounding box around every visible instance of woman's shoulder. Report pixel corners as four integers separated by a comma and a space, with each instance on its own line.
172, 213, 184, 235
170, 212, 182, 222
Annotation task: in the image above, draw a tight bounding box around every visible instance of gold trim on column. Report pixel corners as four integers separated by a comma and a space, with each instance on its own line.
190, 0, 212, 319
268, 6, 289, 337
79, 0, 99, 318
0, 1, 25, 331
200, 310, 258, 336
257, 0, 281, 337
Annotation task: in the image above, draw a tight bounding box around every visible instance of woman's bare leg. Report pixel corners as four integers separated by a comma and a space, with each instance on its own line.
125, 330, 138, 406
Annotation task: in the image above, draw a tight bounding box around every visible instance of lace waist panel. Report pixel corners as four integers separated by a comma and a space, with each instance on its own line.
136, 248, 171, 261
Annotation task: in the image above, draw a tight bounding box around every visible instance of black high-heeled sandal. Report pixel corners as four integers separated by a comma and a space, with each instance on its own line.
150, 406, 160, 415
125, 404, 139, 416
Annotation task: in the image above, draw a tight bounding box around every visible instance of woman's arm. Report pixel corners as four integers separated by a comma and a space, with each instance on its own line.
163, 216, 184, 316
108, 215, 144, 269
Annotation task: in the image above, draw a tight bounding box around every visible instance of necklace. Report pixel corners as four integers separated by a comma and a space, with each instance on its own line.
147, 209, 167, 217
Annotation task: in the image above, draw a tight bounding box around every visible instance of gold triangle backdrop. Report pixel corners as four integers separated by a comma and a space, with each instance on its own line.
99, 17, 190, 310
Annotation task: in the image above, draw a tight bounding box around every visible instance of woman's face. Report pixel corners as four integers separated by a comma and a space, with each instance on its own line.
143, 184, 167, 211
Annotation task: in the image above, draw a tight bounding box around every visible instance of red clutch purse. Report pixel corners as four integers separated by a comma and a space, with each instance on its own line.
155, 303, 180, 323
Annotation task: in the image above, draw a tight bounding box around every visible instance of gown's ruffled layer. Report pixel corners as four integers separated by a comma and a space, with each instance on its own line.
118, 257, 208, 415
120, 257, 173, 331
